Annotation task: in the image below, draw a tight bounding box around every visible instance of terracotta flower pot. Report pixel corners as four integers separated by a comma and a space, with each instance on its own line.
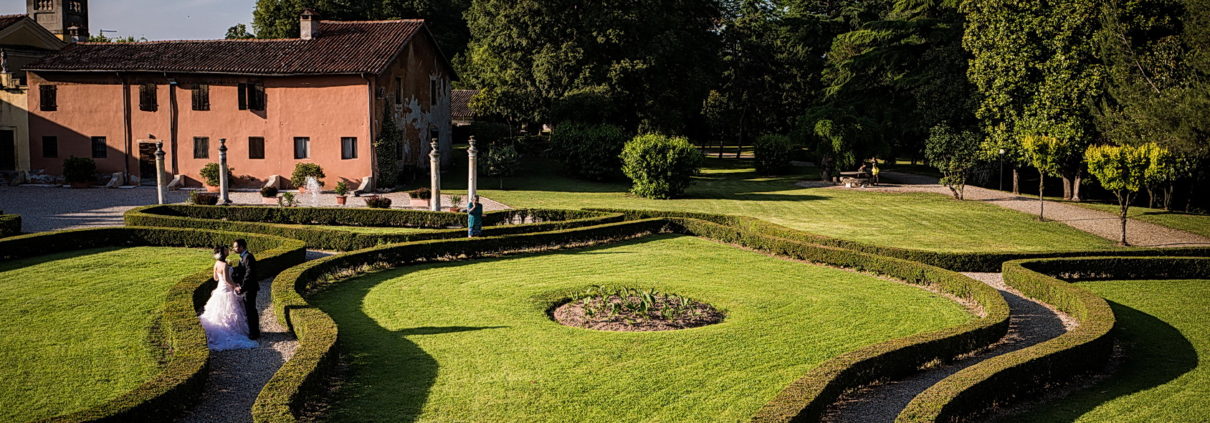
336, 196, 348, 205
206, 185, 220, 193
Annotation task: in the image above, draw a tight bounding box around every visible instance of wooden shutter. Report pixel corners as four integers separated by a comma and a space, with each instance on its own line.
238, 83, 248, 110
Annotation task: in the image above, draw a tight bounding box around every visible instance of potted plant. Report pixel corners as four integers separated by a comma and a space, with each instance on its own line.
334, 181, 350, 205
364, 195, 392, 208
449, 194, 464, 212
63, 156, 97, 189
278, 192, 297, 207
291, 163, 325, 193
407, 187, 431, 208
200, 163, 234, 193
260, 186, 279, 205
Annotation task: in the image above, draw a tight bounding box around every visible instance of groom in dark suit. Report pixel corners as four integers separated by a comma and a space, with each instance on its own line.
232, 238, 260, 340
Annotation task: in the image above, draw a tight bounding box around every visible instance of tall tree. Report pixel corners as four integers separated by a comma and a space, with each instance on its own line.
1085, 143, 1154, 245
225, 23, 255, 39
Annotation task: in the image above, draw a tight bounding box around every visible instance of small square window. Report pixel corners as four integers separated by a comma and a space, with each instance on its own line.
294, 137, 310, 159
249, 137, 265, 159
42, 136, 57, 158
193, 137, 209, 159
341, 137, 357, 160
91, 136, 107, 158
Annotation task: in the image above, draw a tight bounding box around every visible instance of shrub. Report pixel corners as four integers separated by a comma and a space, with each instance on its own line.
278, 192, 297, 207
63, 156, 97, 184
483, 144, 521, 189
260, 186, 279, 198
199, 163, 233, 187
291, 163, 326, 188
364, 196, 392, 209
468, 121, 512, 146
189, 192, 219, 205
0, 214, 20, 237
334, 181, 350, 197
620, 134, 703, 199
924, 124, 982, 200
507, 135, 549, 156
407, 187, 432, 200
754, 134, 796, 175
550, 123, 629, 181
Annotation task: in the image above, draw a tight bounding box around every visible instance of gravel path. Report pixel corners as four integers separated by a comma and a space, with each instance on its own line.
822, 272, 1076, 423
0, 185, 509, 233
838, 172, 1210, 248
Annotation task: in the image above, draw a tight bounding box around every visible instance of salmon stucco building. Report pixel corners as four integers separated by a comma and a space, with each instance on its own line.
24, 10, 454, 189
0, 14, 65, 178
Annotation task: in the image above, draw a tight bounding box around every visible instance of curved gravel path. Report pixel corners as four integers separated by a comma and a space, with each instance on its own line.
854, 172, 1210, 248
176, 250, 335, 423
822, 272, 1076, 423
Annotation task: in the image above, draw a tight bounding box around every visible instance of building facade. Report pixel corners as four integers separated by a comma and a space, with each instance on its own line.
25, 15, 454, 189
26, 0, 88, 41
0, 14, 65, 175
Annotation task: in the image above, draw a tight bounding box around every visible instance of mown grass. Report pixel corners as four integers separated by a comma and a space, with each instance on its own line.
1068, 203, 1210, 239
0, 247, 212, 422
446, 157, 1116, 253
1016, 279, 1209, 422
312, 235, 973, 422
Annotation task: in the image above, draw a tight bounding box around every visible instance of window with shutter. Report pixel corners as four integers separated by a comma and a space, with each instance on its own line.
192, 84, 210, 111
140, 83, 158, 111
40, 85, 56, 111
249, 137, 265, 159
294, 137, 310, 159
251, 83, 266, 111
193, 137, 209, 159
238, 83, 248, 110
91, 137, 107, 158
341, 137, 357, 159
42, 136, 57, 158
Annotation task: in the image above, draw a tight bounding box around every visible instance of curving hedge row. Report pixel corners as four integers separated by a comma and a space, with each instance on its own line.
0, 212, 19, 237
253, 218, 669, 423
125, 205, 623, 251
1, 227, 306, 423
252, 215, 1010, 423
590, 208, 1210, 272
894, 256, 1210, 422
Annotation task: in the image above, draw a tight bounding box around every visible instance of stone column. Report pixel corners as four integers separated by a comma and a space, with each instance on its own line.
467, 136, 478, 207
218, 138, 231, 205
429, 139, 441, 211
155, 141, 166, 204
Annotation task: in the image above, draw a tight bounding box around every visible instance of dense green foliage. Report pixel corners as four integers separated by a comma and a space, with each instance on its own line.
924, 124, 982, 199
1086, 143, 1154, 245
290, 163, 325, 188
62, 156, 96, 184
549, 123, 629, 181
620, 134, 703, 199
753, 134, 796, 175
481, 144, 520, 189
0, 214, 19, 237
198, 162, 231, 187
1022, 135, 1068, 219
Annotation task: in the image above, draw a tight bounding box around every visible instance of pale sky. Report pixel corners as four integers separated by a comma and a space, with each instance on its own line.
0, 0, 258, 41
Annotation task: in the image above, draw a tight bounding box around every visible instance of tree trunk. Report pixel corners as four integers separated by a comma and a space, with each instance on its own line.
1163, 184, 1174, 211
1146, 186, 1155, 208
1118, 192, 1131, 246
1012, 167, 1020, 195
1061, 174, 1072, 200
1071, 172, 1082, 202
1038, 177, 1046, 221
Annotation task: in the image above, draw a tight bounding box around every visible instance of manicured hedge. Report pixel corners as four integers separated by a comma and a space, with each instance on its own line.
666, 218, 1010, 422
253, 219, 669, 423
893, 256, 1210, 422
0, 213, 19, 237
125, 205, 623, 251
590, 208, 1210, 272
0, 227, 306, 423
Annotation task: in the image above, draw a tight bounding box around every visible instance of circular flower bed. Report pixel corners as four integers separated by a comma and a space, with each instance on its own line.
551, 287, 724, 331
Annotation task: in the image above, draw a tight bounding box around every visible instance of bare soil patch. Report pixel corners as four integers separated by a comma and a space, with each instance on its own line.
551, 288, 724, 332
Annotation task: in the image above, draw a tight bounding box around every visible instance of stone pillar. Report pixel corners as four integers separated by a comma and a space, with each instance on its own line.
218, 138, 231, 205
467, 136, 478, 207
429, 139, 441, 211
155, 141, 166, 204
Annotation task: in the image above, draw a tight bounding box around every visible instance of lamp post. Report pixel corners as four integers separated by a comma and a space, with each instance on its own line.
467, 136, 478, 207
218, 138, 231, 205
429, 139, 441, 211
154, 141, 166, 204
998, 148, 1006, 192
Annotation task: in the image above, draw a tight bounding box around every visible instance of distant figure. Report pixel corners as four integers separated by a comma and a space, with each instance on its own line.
467, 195, 484, 237
871, 160, 880, 186
857, 162, 869, 178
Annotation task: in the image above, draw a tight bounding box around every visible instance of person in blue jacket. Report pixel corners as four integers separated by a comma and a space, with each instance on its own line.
467, 195, 484, 237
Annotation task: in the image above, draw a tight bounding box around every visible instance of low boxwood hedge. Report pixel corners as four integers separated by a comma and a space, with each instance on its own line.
0, 227, 306, 423
590, 208, 1210, 272
254, 215, 1009, 423
253, 218, 669, 423
125, 205, 623, 251
894, 256, 1210, 422
0, 213, 19, 237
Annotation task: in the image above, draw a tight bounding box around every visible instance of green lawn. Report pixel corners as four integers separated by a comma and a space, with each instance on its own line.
0, 247, 212, 422
1015, 279, 1209, 422
1069, 202, 1210, 239
448, 158, 1116, 253
312, 235, 973, 422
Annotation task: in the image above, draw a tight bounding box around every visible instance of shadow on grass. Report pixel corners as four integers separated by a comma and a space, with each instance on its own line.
1018, 300, 1197, 422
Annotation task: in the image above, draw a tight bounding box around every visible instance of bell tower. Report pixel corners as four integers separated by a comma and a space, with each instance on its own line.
27, 0, 89, 42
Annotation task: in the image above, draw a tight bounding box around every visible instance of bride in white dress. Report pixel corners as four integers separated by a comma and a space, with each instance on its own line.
199, 246, 259, 351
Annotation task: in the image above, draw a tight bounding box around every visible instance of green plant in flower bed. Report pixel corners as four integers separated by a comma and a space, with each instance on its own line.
363, 196, 392, 209
309, 235, 972, 422
557, 286, 723, 330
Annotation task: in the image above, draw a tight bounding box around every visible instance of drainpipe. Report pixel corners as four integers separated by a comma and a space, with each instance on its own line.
363, 73, 377, 189
168, 75, 179, 174
120, 72, 132, 179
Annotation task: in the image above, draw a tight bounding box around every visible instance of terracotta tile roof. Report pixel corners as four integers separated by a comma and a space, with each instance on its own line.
451, 89, 477, 120
0, 14, 28, 32
27, 20, 445, 76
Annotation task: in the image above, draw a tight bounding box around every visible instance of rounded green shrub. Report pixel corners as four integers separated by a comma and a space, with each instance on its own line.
754, 134, 796, 175
291, 163, 326, 188
199, 163, 234, 187
62, 156, 96, 184
550, 123, 628, 181
620, 134, 703, 199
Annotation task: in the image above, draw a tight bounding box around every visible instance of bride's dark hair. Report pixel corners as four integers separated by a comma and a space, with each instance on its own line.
213, 245, 228, 260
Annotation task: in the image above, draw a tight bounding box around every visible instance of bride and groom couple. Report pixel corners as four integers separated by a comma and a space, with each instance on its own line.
199, 239, 262, 351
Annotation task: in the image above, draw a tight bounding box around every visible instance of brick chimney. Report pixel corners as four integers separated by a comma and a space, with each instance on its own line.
300, 9, 320, 40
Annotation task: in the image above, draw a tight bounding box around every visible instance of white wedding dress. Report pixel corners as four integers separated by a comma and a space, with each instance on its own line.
199, 260, 259, 351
